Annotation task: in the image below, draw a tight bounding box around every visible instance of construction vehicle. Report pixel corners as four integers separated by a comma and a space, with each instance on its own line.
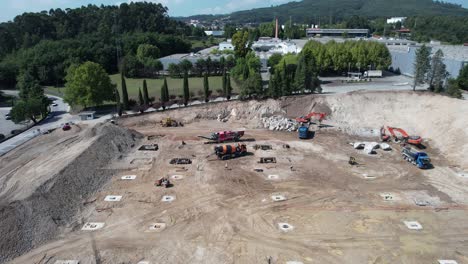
198, 130, 245, 143
296, 112, 327, 124
62, 123, 71, 131
214, 143, 247, 160
298, 125, 310, 139
155, 177, 172, 188
160, 118, 181, 127
381, 126, 422, 145
364, 70, 383, 78
401, 147, 431, 169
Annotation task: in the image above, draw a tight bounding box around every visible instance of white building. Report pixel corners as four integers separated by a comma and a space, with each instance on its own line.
387, 17, 406, 24
219, 39, 234, 51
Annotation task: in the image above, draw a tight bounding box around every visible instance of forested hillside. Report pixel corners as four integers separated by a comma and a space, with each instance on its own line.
227, 0, 468, 23
0, 2, 193, 86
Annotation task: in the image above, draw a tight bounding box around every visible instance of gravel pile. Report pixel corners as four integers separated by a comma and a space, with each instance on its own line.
262, 115, 299, 131
0, 124, 141, 263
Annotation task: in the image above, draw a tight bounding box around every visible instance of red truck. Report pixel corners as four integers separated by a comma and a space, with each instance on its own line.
199, 130, 245, 143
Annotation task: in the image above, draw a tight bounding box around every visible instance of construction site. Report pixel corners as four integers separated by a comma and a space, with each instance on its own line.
1, 91, 468, 264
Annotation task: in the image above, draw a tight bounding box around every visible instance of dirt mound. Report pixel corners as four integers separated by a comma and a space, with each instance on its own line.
0, 123, 141, 263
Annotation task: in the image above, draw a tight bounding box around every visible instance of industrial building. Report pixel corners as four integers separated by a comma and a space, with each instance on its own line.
389, 44, 468, 78
306, 28, 369, 38
158, 53, 226, 70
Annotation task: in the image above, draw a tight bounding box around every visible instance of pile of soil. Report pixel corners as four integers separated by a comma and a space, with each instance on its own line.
0, 123, 141, 263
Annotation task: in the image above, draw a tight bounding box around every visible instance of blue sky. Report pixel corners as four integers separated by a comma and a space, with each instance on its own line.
1, 0, 467, 22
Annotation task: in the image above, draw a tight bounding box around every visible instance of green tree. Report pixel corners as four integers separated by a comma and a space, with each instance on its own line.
10, 97, 47, 124
168, 63, 181, 78
64, 62, 115, 108
446, 78, 462, 99
179, 59, 193, 73
142, 79, 149, 105
268, 53, 283, 69
413, 44, 431, 91
226, 73, 232, 100
114, 86, 122, 116
457, 64, 468, 91
183, 71, 190, 106
222, 69, 227, 97
121, 72, 129, 110
428, 49, 447, 93
232, 31, 251, 58
160, 77, 169, 110
203, 72, 210, 103
269, 70, 283, 98
138, 88, 144, 106
136, 44, 160, 63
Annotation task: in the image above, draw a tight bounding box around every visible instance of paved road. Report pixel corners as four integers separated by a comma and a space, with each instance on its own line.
0, 91, 77, 156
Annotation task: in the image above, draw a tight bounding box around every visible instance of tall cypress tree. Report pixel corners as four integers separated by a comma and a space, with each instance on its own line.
203, 72, 210, 103
160, 77, 169, 110
413, 44, 431, 91
226, 73, 232, 101
183, 71, 190, 106
138, 88, 144, 106
222, 69, 227, 98
121, 72, 129, 110
142, 79, 149, 105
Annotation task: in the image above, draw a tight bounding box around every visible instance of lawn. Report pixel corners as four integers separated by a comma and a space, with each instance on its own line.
44, 74, 239, 101
109, 74, 239, 100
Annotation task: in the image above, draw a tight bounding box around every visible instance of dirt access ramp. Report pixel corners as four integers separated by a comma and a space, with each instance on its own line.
0, 123, 142, 263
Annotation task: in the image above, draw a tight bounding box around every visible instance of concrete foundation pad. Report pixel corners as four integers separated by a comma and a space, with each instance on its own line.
81, 222, 105, 231
403, 221, 423, 230
121, 175, 137, 180
54, 261, 80, 264
278, 222, 294, 232
267, 175, 279, 180
148, 223, 166, 232
286, 262, 304, 264
161, 195, 175, 202
438, 260, 458, 264
171, 175, 184, 180
380, 193, 396, 201
271, 194, 287, 202
137, 262, 150, 264
104, 195, 122, 202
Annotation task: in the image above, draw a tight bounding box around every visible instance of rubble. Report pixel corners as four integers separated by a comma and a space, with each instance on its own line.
262, 115, 299, 131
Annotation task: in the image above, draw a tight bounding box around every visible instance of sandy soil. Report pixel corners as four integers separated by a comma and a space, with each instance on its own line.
2, 91, 468, 264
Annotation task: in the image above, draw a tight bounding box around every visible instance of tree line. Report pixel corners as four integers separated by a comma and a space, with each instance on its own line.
413, 45, 466, 98
167, 56, 236, 78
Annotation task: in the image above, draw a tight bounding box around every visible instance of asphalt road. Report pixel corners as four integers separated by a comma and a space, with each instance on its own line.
0, 90, 77, 156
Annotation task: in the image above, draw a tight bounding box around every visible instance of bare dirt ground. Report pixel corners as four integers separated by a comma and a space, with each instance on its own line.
2, 91, 468, 264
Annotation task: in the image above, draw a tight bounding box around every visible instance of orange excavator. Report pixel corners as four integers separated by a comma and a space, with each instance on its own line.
381, 126, 422, 145
296, 112, 327, 124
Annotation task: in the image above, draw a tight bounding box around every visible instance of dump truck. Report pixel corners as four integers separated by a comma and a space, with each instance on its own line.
364, 70, 383, 78
198, 130, 245, 143
401, 147, 431, 169
214, 143, 247, 160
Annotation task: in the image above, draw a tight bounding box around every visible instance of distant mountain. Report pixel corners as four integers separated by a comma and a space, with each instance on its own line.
190, 0, 468, 24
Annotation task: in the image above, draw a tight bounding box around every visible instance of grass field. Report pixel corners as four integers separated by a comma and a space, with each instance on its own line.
44, 74, 239, 101
109, 74, 239, 100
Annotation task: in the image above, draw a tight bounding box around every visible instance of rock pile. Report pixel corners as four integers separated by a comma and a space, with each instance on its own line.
262, 116, 299, 131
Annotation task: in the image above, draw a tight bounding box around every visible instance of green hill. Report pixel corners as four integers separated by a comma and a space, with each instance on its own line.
223, 0, 468, 23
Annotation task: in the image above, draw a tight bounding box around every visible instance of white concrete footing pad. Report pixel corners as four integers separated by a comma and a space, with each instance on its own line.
147, 223, 166, 232
81, 222, 105, 231
438, 260, 458, 264
161, 195, 175, 202
104, 195, 122, 202
268, 175, 279, 180
137, 261, 150, 264
54, 261, 80, 264
403, 221, 423, 230
278, 222, 294, 232
121, 175, 137, 180
271, 194, 287, 202
286, 262, 304, 264
171, 175, 184, 180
